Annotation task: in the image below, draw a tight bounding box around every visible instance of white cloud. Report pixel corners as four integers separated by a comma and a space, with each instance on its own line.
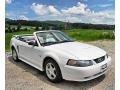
18, 15, 29, 20
48, 5, 61, 16
31, 3, 48, 15
61, 2, 114, 20
66, 17, 81, 23
92, 4, 112, 8
88, 10, 114, 19
31, 2, 114, 19
90, 18, 107, 24
61, 2, 90, 15
98, 4, 112, 8
62, 2, 114, 22
5, 0, 13, 4
80, 0, 87, 2
81, 10, 114, 24
91, 17, 114, 25
88, 11, 109, 18
31, 2, 114, 24
5, 13, 9, 17
31, 3, 61, 16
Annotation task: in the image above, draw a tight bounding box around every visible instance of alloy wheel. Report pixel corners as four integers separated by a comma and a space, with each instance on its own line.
46, 63, 57, 80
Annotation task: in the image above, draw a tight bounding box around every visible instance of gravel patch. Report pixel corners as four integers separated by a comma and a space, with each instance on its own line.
5, 40, 114, 90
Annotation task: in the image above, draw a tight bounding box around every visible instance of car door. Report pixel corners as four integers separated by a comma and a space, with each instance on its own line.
19, 41, 44, 69
27, 45, 44, 69
18, 41, 31, 61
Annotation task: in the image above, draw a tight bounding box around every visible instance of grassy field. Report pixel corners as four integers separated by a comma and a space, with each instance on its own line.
64, 29, 114, 41
5, 29, 114, 51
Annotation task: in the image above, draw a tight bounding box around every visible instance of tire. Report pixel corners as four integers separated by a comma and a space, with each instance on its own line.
44, 59, 62, 83
12, 47, 19, 62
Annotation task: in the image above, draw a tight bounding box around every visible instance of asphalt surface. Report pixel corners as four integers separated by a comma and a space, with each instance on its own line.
5, 40, 115, 90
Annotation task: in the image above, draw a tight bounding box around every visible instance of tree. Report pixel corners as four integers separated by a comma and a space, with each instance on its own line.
17, 23, 21, 31
8, 25, 12, 33
35, 26, 39, 31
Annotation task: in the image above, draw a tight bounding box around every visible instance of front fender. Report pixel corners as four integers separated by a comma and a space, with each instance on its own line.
41, 52, 60, 70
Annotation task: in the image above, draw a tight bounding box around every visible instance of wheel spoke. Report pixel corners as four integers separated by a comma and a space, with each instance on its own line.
46, 63, 57, 80
51, 71, 56, 78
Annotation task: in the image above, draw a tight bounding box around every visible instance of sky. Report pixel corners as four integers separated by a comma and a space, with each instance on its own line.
5, 0, 115, 25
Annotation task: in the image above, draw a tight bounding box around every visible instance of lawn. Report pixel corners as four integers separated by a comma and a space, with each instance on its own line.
5, 29, 114, 51
64, 29, 114, 41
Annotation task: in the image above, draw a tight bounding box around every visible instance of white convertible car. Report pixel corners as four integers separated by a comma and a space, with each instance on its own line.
10, 30, 111, 83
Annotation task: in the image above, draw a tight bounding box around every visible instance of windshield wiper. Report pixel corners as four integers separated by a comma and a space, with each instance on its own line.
59, 40, 74, 43
41, 40, 74, 46
41, 42, 59, 46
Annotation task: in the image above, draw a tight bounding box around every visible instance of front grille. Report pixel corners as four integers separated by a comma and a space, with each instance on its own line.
94, 56, 105, 63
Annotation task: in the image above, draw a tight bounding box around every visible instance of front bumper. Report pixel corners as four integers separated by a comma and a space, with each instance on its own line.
61, 56, 111, 81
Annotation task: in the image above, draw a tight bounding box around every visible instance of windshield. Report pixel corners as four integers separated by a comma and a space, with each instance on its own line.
36, 31, 74, 46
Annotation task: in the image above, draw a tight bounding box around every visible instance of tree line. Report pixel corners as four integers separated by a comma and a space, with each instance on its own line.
5, 18, 115, 33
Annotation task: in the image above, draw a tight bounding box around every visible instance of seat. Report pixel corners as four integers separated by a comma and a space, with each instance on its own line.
38, 37, 44, 43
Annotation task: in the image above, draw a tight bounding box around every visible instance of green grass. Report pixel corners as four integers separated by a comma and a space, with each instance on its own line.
64, 29, 114, 41
5, 29, 114, 51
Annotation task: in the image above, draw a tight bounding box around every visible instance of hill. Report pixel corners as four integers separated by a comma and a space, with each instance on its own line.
5, 18, 115, 30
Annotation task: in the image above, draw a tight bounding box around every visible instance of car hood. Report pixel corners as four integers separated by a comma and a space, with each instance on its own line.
48, 41, 106, 60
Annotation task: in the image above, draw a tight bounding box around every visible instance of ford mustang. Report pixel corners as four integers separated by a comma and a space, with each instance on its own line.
10, 30, 111, 83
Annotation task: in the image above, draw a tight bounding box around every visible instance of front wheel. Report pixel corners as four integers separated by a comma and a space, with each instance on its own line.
44, 59, 62, 83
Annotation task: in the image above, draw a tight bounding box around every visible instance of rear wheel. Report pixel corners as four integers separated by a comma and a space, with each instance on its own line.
12, 48, 19, 61
44, 59, 62, 83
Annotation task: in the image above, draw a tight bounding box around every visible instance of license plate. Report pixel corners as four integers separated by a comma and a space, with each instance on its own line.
101, 64, 107, 70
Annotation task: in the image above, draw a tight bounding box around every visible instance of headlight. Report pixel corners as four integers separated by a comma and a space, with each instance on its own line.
67, 59, 93, 67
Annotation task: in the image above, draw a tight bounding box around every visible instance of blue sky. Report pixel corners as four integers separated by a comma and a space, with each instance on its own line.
6, 0, 115, 25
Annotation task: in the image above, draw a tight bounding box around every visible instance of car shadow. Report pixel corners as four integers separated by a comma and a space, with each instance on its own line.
7, 55, 105, 90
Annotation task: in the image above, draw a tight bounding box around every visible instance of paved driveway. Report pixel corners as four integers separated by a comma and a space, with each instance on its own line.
5, 40, 114, 90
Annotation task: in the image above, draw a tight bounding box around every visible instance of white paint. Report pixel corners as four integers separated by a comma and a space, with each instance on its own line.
10, 30, 111, 81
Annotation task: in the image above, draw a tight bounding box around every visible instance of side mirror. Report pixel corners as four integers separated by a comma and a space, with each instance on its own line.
28, 41, 35, 45
28, 41, 38, 46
